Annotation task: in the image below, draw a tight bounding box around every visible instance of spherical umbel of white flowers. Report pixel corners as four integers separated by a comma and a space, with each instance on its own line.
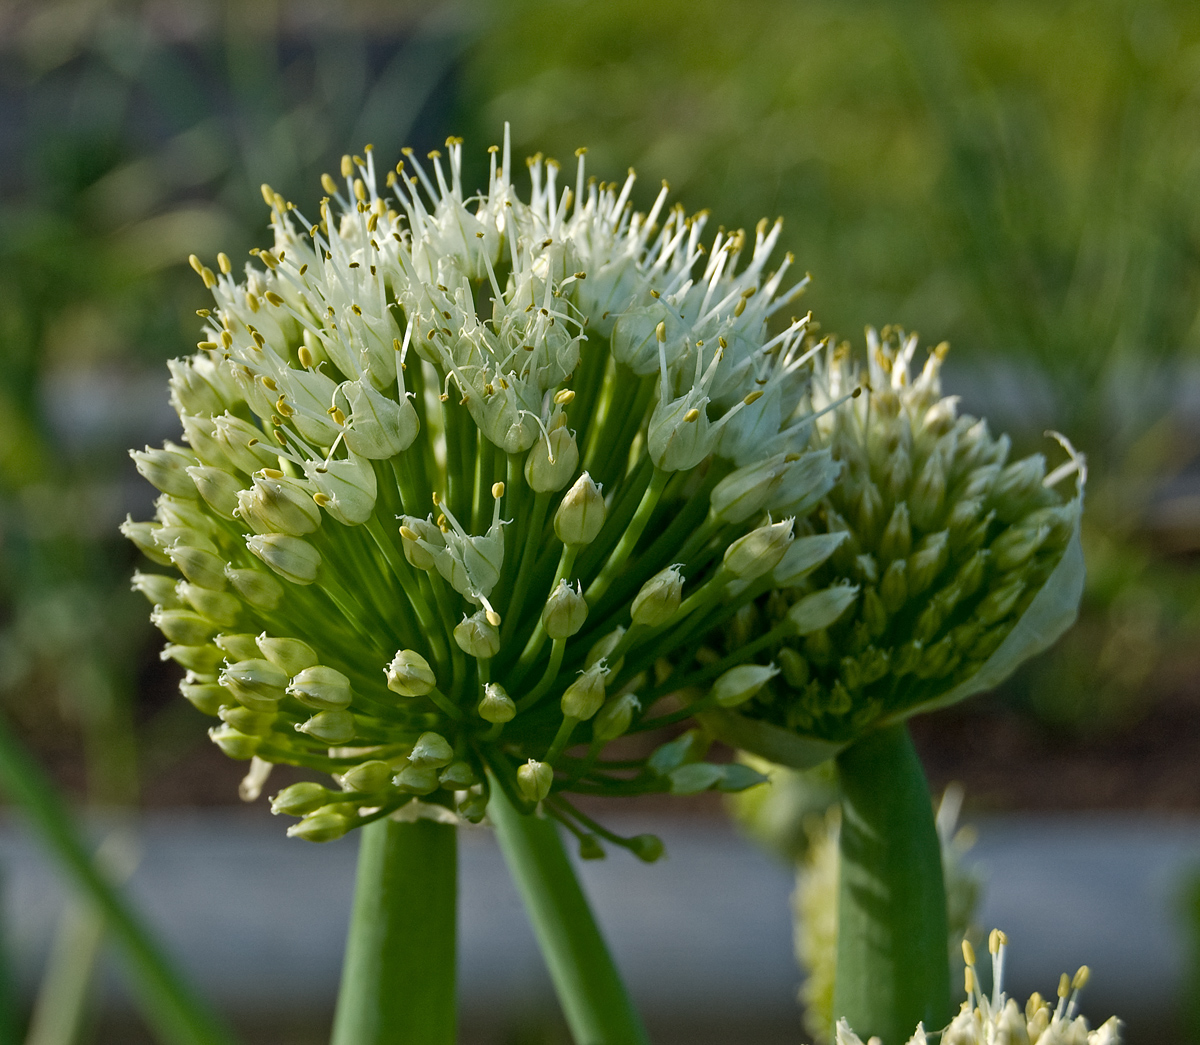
686, 327, 1086, 766
124, 129, 842, 853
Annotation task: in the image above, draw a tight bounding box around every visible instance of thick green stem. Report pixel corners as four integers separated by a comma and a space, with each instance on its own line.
332, 818, 457, 1045
833, 723, 951, 1044
488, 778, 649, 1045
0, 713, 237, 1045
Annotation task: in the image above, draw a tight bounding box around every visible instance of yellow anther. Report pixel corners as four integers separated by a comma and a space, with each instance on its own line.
219, 330, 232, 349
718, 336, 728, 349
261, 467, 284, 479
313, 492, 331, 507
574, 271, 586, 279
272, 428, 287, 445
1072, 966, 1090, 990
265, 291, 284, 307
261, 376, 278, 392
488, 145, 498, 154
444, 136, 462, 147
197, 341, 217, 350
964, 967, 976, 995
188, 254, 204, 274
962, 940, 976, 967
655, 321, 667, 343
299, 264, 308, 276
351, 304, 362, 316
554, 389, 576, 405
354, 178, 367, 202
196, 309, 210, 318
437, 515, 448, 532
297, 346, 314, 368
989, 928, 1005, 954
743, 390, 764, 405
275, 397, 294, 418
331, 408, 346, 426
485, 609, 501, 627
575, 146, 587, 157
251, 330, 265, 348
340, 155, 353, 178
649, 289, 660, 298
399, 525, 419, 541
216, 252, 232, 275
431, 492, 441, 506
367, 212, 378, 233
259, 251, 278, 269
683, 408, 700, 423
427, 149, 441, 160
201, 267, 216, 288
733, 298, 746, 317
1057, 973, 1070, 999
492, 481, 505, 499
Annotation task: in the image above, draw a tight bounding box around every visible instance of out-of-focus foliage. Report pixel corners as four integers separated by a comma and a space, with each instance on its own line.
461, 0, 1200, 733
0, 0, 464, 801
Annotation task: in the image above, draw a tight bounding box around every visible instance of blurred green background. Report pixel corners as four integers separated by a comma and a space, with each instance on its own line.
2, 0, 1200, 1037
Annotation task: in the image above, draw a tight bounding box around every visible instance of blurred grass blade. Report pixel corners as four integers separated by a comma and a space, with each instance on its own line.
23, 897, 105, 1045
0, 713, 239, 1045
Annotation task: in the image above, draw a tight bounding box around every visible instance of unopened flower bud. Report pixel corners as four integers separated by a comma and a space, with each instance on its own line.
257, 634, 319, 674
161, 643, 225, 675
561, 663, 607, 720
773, 532, 849, 586
165, 545, 228, 590
910, 449, 947, 532
991, 522, 1050, 571
648, 394, 717, 472
180, 675, 227, 715
592, 693, 641, 742
990, 454, 1047, 521
340, 378, 419, 458
631, 566, 683, 626
187, 466, 242, 518
710, 456, 781, 524
409, 731, 454, 768
554, 472, 605, 545
246, 533, 321, 585
131, 571, 182, 607
304, 454, 377, 525
220, 659, 288, 711
787, 584, 860, 635
394, 764, 439, 794
585, 627, 626, 678
478, 682, 516, 723
711, 663, 780, 708
908, 531, 949, 597
974, 575, 1026, 626
578, 835, 606, 860
454, 610, 500, 659
237, 475, 321, 536
208, 723, 260, 759
168, 357, 225, 415
778, 647, 809, 688
457, 789, 489, 823
340, 761, 393, 793
385, 649, 436, 696
517, 759, 553, 803
219, 705, 277, 736
213, 413, 279, 474
225, 566, 284, 610
878, 502, 913, 562
287, 806, 351, 842
723, 518, 794, 579
131, 444, 198, 498
525, 426, 579, 492
297, 709, 356, 744
177, 583, 241, 627
271, 781, 329, 815
543, 579, 588, 640
214, 633, 261, 661
629, 834, 664, 863
439, 761, 477, 788
288, 665, 352, 710
151, 607, 217, 646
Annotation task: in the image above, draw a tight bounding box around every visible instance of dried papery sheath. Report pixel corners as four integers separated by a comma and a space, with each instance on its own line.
125, 129, 840, 847
695, 328, 1086, 766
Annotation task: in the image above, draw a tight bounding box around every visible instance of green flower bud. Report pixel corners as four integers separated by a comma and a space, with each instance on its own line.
879, 559, 908, 612
712, 663, 780, 708
121, 518, 174, 566
394, 764, 440, 794
286, 806, 351, 842
168, 357, 225, 416
258, 635, 319, 675
990, 454, 1047, 522
710, 455, 783, 524
787, 584, 859, 635
271, 781, 330, 816
156, 504, 219, 542
578, 835, 606, 860
209, 723, 260, 759
151, 607, 217, 646
772, 532, 848, 586
592, 693, 641, 742
878, 502, 913, 562
340, 760, 393, 793
478, 682, 516, 723
385, 649, 436, 696
214, 633, 261, 661
458, 789, 488, 823
554, 472, 605, 546
561, 663, 607, 720
179, 674, 227, 715
181, 414, 237, 472
543, 579, 588, 640
131, 444, 198, 498
187, 466, 242, 518
525, 425, 579, 492
177, 583, 241, 628
304, 453, 377, 526
778, 647, 809, 687
219, 705, 277, 736
629, 834, 664, 863
246, 533, 321, 585
991, 522, 1050, 572
723, 518, 794, 580
220, 659, 288, 711
297, 709, 356, 744
165, 546, 228, 590
517, 759, 553, 803
908, 530, 949, 597
439, 761, 477, 788
212, 413, 279, 474
224, 566, 284, 610
909, 449, 947, 531
161, 643, 225, 675
631, 566, 683, 627
585, 627, 626, 678
341, 378, 419, 458
132, 571, 183, 607
454, 610, 500, 659
237, 474, 321, 536
288, 665, 352, 710
408, 731, 454, 768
